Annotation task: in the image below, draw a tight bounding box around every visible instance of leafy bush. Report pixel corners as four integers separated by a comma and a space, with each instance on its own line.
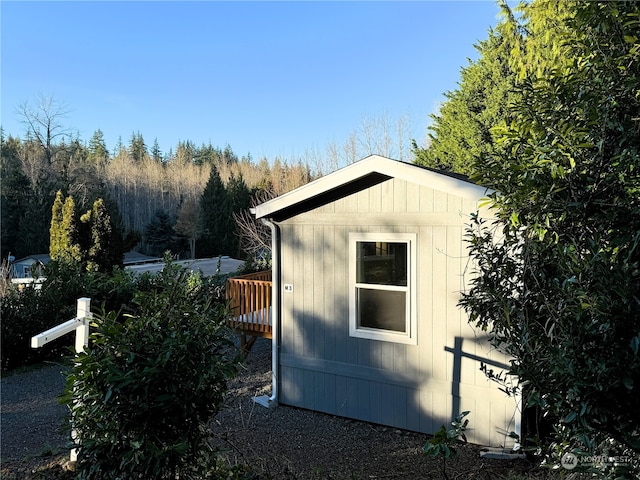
0, 261, 140, 371
460, 2, 640, 476
0, 284, 67, 370
423, 411, 469, 480
62, 259, 241, 479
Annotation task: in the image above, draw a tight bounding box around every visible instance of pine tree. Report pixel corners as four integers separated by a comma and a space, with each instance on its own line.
226, 173, 251, 257
88, 129, 109, 167
143, 210, 176, 257
129, 131, 147, 163
198, 165, 231, 257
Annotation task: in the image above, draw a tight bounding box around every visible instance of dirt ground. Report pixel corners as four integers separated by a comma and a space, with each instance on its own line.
1, 338, 559, 479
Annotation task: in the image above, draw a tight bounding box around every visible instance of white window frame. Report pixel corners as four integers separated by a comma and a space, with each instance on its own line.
349, 232, 417, 345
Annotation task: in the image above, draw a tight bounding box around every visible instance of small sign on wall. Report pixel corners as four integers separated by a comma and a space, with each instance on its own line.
284, 284, 293, 293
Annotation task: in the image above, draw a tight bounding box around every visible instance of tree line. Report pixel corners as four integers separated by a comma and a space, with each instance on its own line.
1, 100, 415, 263
0, 119, 314, 262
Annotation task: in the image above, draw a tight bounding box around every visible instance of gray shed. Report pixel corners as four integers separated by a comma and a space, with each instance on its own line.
252, 155, 520, 447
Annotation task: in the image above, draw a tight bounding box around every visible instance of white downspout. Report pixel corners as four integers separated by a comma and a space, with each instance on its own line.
253, 217, 279, 408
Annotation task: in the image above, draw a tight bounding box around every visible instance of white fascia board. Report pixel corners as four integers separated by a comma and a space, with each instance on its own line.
253, 154, 492, 220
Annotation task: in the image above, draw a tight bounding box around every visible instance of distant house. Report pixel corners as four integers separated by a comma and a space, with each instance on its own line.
250, 154, 520, 447
11, 254, 50, 278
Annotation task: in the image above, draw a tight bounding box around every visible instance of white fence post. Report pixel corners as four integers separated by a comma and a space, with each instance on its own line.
31, 297, 92, 464
74, 298, 91, 353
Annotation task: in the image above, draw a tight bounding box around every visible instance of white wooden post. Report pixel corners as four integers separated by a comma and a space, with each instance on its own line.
30, 298, 92, 352
31, 297, 92, 464
74, 298, 91, 354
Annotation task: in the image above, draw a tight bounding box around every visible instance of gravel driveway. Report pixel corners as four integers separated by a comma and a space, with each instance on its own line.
1, 339, 547, 479
1, 362, 70, 462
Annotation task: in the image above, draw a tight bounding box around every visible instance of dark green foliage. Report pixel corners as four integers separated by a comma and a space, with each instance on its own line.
413, 11, 519, 176
0, 133, 31, 258
461, 1, 640, 475
226, 174, 251, 257
0, 262, 139, 370
129, 131, 147, 162
0, 283, 70, 370
199, 166, 233, 257
87, 129, 109, 167
16, 179, 55, 257
151, 137, 162, 162
143, 209, 180, 256
424, 411, 469, 480
83, 198, 123, 272
61, 258, 241, 480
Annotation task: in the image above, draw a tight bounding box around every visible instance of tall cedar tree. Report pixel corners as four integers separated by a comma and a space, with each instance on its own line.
412, 9, 519, 175
83, 198, 120, 272
460, 1, 640, 475
198, 165, 232, 257
226, 173, 251, 258
50, 191, 81, 264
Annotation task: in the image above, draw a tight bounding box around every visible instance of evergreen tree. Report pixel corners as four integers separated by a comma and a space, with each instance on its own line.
18, 185, 52, 256
461, 1, 640, 474
198, 165, 231, 257
87, 129, 109, 167
50, 191, 81, 264
151, 138, 162, 163
49, 190, 65, 260
174, 140, 196, 165
412, 11, 519, 175
143, 210, 177, 257
82, 198, 119, 272
222, 144, 238, 164
0, 133, 30, 258
226, 173, 251, 257
129, 131, 147, 163
194, 142, 221, 166
113, 136, 125, 157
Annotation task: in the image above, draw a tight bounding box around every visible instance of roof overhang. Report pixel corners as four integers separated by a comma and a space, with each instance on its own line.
253, 154, 491, 221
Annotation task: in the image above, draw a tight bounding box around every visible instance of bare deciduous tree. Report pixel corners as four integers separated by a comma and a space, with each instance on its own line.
175, 198, 201, 259
17, 93, 70, 165
233, 189, 277, 258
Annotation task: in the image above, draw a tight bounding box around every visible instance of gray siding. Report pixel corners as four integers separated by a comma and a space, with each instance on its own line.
277, 177, 517, 447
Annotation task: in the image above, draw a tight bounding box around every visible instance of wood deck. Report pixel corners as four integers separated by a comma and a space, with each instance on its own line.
226, 270, 272, 352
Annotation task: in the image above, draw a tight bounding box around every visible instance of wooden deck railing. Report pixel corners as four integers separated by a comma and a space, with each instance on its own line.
226, 271, 272, 347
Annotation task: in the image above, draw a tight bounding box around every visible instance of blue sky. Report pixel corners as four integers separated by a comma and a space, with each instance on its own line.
1, 1, 503, 161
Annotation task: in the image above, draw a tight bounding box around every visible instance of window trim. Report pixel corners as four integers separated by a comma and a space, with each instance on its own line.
349, 232, 417, 345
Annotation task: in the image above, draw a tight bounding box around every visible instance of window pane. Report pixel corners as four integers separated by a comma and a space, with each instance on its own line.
357, 288, 406, 332
356, 242, 407, 286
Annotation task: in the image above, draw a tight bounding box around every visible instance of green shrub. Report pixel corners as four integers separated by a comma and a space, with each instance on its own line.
424, 411, 470, 480
0, 261, 140, 371
0, 284, 67, 370
62, 259, 241, 479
